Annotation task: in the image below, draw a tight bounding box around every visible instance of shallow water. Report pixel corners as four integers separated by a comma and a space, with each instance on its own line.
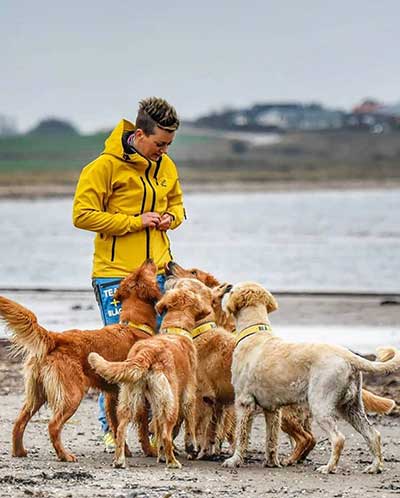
0, 188, 399, 292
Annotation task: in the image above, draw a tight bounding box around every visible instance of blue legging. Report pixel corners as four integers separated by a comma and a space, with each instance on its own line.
93, 274, 166, 433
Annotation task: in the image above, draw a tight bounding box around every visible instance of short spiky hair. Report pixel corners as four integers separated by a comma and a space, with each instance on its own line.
136, 97, 180, 135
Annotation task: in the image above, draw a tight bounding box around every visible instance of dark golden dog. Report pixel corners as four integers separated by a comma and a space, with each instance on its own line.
0, 259, 161, 462
89, 283, 212, 469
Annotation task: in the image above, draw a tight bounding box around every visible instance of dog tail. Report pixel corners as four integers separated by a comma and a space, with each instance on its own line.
0, 295, 55, 359
344, 346, 400, 375
362, 389, 396, 414
88, 352, 150, 384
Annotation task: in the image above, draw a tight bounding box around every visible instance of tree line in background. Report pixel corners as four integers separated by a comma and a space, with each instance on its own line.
1, 99, 399, 138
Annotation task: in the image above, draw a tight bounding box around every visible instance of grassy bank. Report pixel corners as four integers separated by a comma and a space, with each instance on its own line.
1, 128, 399, 187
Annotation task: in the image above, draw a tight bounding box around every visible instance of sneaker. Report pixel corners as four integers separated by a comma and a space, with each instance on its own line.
102, 431, 116, 453
149, 433, 158, 451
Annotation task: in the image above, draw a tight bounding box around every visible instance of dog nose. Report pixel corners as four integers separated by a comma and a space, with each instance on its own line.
222, 284, 233, 295
165, 261, 176, 275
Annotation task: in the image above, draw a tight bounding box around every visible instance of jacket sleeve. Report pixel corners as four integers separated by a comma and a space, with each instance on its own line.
165, 165, 186, 230
72, 158, 143, 235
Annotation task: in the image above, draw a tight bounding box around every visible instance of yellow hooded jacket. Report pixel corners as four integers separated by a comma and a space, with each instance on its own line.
72, 119, 185, 277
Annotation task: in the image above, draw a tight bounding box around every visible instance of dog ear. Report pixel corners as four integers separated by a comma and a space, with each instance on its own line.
196, 299, 213, 320
114, 281, 128, 302
264, 290, 278, 313
184, 290, 213, 320
204, 273, 220, 288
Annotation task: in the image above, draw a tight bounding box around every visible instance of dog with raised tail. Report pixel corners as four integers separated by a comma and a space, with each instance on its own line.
222, 281, 400, 474
165, 261, 395, 465
89, 282, 212, 469
0, 259, 161, 462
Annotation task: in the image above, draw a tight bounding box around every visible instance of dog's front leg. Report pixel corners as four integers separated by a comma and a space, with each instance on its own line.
262, 408, 281, 467
222, 401, 254, 468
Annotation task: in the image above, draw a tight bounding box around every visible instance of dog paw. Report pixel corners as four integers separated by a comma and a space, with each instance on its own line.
362, 463, 383, 474
222, 455, 242, 468
60, 453, 78, 463
262, 457, 281, 468
196, 449, 209, 460
281, 456, 294, 467
167, 459, 182, 469
113, 458, 126, 469
12, 449, 28, 458
316, 464, 335, 474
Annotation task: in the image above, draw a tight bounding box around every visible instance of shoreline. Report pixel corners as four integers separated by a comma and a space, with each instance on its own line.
0, 294, 399, 497
0, 179, 400, 199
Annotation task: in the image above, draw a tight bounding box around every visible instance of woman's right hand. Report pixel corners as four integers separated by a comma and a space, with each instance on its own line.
141, 212, 161, 228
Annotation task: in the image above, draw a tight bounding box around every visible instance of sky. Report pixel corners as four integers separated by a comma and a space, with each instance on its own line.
2, 0, 400, 133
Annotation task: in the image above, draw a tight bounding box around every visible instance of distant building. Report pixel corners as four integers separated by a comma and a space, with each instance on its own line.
251, 103, 344, 131
352, 99, 383, 114
195, 102, 344, 132
348, 99, 400, 133
194, 99, 400, 133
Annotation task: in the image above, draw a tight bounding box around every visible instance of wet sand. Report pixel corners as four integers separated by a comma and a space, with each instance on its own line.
0, 293, 399, 497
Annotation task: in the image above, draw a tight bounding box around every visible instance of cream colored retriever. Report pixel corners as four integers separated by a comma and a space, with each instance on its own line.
222, 282, 400, 474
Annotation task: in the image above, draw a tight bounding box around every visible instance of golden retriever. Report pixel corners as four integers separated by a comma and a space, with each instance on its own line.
222, 281, 400, 473
88, 283, 212, 469
165, 262, 395, 465
0, 259, 161, 462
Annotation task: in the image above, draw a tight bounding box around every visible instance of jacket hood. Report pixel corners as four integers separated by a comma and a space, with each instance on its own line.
102, 119, 147, 163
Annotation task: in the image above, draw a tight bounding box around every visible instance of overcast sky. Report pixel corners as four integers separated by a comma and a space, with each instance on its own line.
2, 0, 399, 133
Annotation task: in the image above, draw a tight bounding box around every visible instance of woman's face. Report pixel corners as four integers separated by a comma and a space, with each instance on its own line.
134, 126, 175, 161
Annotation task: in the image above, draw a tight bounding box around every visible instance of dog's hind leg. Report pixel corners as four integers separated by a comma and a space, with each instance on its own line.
340, 399, 383, 473
262, 408, 281, 467
48, 389, 83, 462
113, 405, 132, 468
280, 407, 316, 465
162, 414, 182, 469
313, 415, 345, 474
183, 394, 198, 460
104, 391, 132, 458
135, 399, 156, 458
222, 399, 255, 468
12, 395, 45, 457
197, 398, 221, 459
13, 361, 45, 457
195, 400, 213, 459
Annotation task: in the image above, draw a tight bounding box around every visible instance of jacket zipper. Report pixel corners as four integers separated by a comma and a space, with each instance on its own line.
144, 161, 157, 260
109, 163, 156, 263
110, 176, 147, 263
111, 236, 116, 261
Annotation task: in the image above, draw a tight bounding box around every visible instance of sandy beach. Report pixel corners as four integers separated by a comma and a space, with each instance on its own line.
0, 293, 399, 498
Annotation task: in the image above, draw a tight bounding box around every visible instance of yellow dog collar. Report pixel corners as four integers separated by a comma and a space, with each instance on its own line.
163, 327, 193, 341
121, 321, 154, 336
235, 323, 272, 346
192, 321, 217, 339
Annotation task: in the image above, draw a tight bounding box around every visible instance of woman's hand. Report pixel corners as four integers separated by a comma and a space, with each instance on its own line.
158, 213, 173, 231
141, 212, 161, 228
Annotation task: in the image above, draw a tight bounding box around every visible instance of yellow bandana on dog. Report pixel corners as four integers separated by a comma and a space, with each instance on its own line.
235, 323, 272, 346
192, 321, 217, 339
